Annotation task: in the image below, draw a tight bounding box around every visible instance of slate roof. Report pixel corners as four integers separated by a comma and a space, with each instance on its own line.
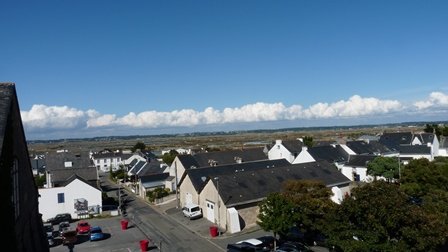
345, 155, 378, 167
208, 161, 351, 207
414, 133, 437, 144
380, 132, 414, 145
137, 161, 168, 176
58, 174, 101, 191
281, 140, 303, 154
345, 140, 392, 155
49, 167, 99, 189
0, 83, 16, 155
307, 145, 349, 164
135, 150, 157, 161
313, 140, 338, 147
129, 161, 146, 175
184, 159, 291, 192
45, 152, 93, 171
140, 173, 171, 189
91, 150, 123, 159
397, 145, 431, 154
178, 147, 268, 169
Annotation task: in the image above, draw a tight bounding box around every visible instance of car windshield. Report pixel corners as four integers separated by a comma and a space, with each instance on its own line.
91, 228, 102, 234
60, 223, 69, 228
44, 226, 52, 232
191, 206, 200, 212
79, 223, 89, 227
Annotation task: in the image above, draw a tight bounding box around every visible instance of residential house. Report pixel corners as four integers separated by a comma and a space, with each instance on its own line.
0, 83, 49, 251
39, 174, 102, 221
39, 152, 102, 220
180, 159, 350, 233
91, 149, 130, 172
138, 173, 172, 198
268, 139, 304, 163
170, 147, 268, 194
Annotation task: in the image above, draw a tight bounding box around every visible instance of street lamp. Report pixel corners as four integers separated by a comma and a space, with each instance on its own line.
214, 177, 220, 236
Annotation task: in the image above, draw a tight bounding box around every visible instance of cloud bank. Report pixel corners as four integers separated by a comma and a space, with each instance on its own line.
21, 93, 448, 140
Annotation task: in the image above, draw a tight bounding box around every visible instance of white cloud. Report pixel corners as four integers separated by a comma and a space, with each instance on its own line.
413, 92, 448, 109
21, 93, 448, 139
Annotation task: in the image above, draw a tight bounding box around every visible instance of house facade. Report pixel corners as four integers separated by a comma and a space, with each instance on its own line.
91, 149, 125, 172
39, 175, 102, 221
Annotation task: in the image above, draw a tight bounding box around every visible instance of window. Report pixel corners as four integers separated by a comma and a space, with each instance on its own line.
12, 158, 20, 219
58, 193, 65, 203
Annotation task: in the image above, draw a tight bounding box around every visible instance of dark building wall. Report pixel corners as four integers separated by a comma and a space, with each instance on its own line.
0, 83, 49, 252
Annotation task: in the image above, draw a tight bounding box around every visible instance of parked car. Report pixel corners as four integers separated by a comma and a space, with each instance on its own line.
46, 213, 72, 225
276, 241, 312, 252
43, 223, 53, 237
89, 226, 104, 241
47, 236, 54, 247
58, 221, 70, 236
182, 203, 203, 219
61, 229, 78, 245
236, 236, 276, 250
227, 243, 271, 252
279, 226, 305, 243
76, 221, 91, 234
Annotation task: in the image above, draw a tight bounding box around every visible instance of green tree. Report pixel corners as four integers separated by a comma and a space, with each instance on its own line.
323, 181, 445, 252
366, 156, 400, 182
257, 192, 297, 250
282, 180, 336, 235
162, 149, 179, 165
146, 187, 169, 202
131, 141, 147, 152
399, 158, 448, 197
303, 136, 314, 148
34, 174, 46, 188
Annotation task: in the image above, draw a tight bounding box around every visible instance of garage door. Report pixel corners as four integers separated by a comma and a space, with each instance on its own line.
206, 201, 215, 223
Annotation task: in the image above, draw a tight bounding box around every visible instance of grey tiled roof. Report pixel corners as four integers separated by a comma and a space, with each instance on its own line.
307, 145, 350, 163
210, 160, 350, 207
177, 147, 268, 170
0, 83, 16, 155
281, 140, 303, 154
45, 152, 93, 171
185, 159, 292, 193
49, 167, 99, 189
346, 140, 392, 155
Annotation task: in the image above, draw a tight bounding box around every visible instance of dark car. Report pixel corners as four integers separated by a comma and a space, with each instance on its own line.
46, 213, 72, 225
255, 236, 276, 249
276, 241, 312, 252
279, 226, 306, 243
58, 221, 70, 236
227, 243, 271, 252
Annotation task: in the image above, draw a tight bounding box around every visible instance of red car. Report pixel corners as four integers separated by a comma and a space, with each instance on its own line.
76, 221, 91, 234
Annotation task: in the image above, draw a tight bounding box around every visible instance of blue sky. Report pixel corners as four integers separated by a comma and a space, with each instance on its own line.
1, 1, 448, 140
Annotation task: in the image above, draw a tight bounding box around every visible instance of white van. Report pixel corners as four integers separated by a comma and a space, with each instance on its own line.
182, 203, 203, 219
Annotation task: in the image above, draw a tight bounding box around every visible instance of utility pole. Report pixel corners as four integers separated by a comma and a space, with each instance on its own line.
175, 161, 179, 208
214, 177, 220, 236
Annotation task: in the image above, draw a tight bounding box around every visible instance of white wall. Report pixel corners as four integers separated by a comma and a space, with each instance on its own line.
268, 140, 295, 163
39, 179, 102, 221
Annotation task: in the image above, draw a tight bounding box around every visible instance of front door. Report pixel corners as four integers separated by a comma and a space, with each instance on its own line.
206, 201, 215, 223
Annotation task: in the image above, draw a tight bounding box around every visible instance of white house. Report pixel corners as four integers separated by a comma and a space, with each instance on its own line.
91, 149, 127, 172
39, 174, 102, 221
